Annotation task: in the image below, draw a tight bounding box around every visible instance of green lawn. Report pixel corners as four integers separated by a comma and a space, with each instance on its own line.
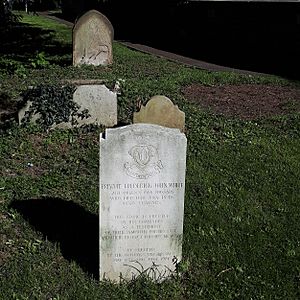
0, 13, 300, 300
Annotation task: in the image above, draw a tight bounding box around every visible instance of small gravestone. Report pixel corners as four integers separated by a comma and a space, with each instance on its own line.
70, 84, 117, 127
133, 95, 185, 132
73, 10, 114, 66
100, 124, 187, 281
18, 84, 117, 128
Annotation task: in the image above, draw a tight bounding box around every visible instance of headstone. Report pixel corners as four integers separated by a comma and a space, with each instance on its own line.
73, 10, 114, 66
133, 95, 185, 132
100, 124, 187, 281
18, 84, 117, 128
69, 84, 117, 127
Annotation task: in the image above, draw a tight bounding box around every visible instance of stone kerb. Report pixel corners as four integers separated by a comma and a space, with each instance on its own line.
73, 10, 114, 66
99, 124, 187, 281
133, 95, 185, 132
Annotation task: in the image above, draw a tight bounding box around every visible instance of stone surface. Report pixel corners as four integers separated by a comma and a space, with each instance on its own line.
73, 10, 114, 66
18, 84, 117, 128
100, 124, 187, 281
133, 95, 185, 132
70, 84, 117, 127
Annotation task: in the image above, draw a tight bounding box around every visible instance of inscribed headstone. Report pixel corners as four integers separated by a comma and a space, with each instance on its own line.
73, 10, 114, 66
133, 95, 185, 132
100, 124, 187, 281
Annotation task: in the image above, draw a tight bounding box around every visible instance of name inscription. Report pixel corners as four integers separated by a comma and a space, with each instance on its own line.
101, 182, 184, 264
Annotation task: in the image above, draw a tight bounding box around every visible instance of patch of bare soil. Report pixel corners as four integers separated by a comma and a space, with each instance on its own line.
182, 84, 300, 120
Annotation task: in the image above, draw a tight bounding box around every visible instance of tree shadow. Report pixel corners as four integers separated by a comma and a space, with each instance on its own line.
10, 197, 99, 279
99, 1, 300, 80
0, 22, 71, 66
167, 2, 300, 80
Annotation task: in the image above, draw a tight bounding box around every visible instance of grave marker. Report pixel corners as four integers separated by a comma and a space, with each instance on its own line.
100, 124, 187, 281
71, 84, 117, 127
18, 84, 117, 128
133, 95, 185, 132
73, 10, 114, 66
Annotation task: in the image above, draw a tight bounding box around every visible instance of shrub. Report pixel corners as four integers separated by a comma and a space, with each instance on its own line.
22, 85, 90, 129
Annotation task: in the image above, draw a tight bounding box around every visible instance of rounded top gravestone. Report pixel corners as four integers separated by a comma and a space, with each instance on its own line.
73, 10, 114, 67
133, 95, 185, 132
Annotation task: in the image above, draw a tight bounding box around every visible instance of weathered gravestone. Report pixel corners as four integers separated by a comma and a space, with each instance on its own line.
73, 10, 114, 66
100, 124, 187, 281
133, 96, 185, 132
70, 84, 117, 127
18, 84, 117, 128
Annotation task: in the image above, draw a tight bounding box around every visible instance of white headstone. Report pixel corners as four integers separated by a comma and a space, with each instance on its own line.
71, 84, 117, 127
100, 124, 187, 281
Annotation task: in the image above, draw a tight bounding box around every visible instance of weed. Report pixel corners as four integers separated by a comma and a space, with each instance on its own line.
0, 58, 27, 77
21, 85, 90, 129
29, 51, 50, 69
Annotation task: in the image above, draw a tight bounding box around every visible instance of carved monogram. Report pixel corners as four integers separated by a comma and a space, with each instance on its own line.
124, 145, 163, 179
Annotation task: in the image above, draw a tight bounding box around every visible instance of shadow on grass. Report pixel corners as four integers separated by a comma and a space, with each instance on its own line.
0, 22, 71, 65
10, 197, 99, 279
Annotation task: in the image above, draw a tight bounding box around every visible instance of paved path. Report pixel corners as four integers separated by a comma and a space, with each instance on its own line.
39, 12, 265, 76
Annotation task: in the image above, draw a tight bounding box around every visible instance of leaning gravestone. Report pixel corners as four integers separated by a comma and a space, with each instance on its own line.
100, 124, 187, 281
133, 96, 185, 132
73, 10, 114, 66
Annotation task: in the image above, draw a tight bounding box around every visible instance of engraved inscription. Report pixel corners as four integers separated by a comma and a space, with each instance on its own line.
101, 182, 184, 267
80, 45, 109, 65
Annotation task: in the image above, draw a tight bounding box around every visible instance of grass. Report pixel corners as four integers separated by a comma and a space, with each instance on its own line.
0, 13, 300, 300
20, 12, 72, 45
